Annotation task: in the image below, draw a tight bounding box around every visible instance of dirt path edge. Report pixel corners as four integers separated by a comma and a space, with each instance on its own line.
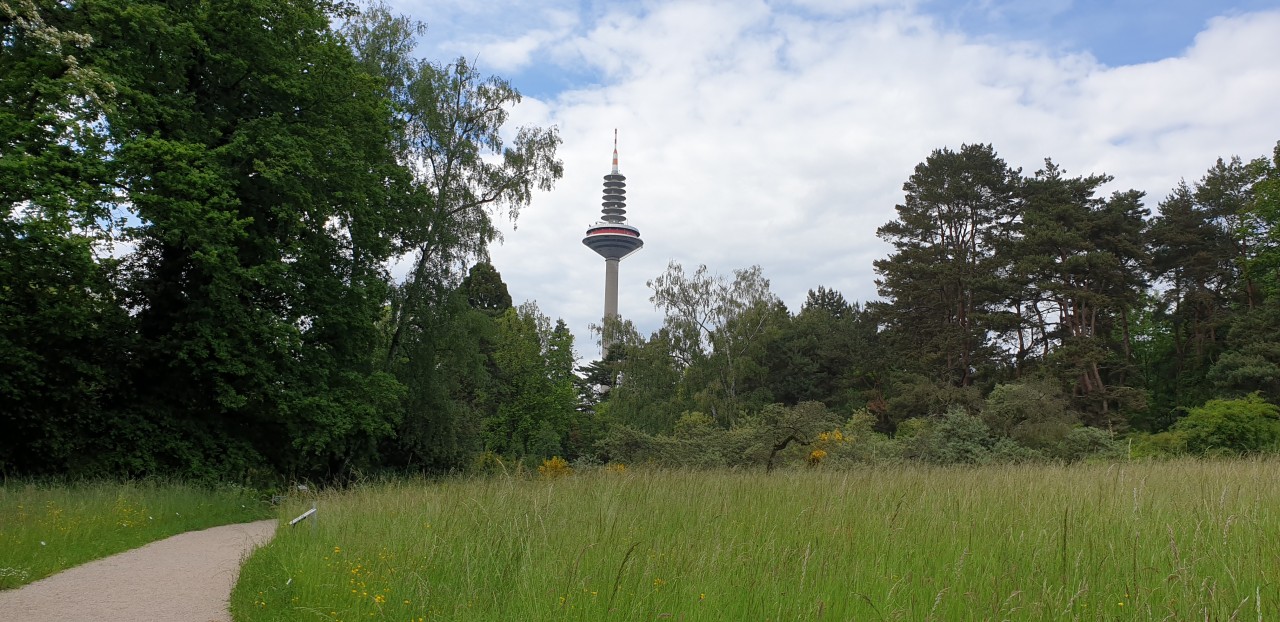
0, 519, 277, 622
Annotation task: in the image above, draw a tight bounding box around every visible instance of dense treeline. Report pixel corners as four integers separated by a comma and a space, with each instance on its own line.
590, 143, 1280, 467
4, 2, 1278, 480
1, 0, 563, 480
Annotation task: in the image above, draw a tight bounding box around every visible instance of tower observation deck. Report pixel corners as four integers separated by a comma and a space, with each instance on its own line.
583, 131, 643, 354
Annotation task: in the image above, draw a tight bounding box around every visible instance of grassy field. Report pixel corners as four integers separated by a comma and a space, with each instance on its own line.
232, 459, 1278, 621
0, 479, 269, 589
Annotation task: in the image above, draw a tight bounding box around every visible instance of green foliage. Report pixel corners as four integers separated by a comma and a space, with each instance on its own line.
1246, 142, 1280, 295
596, 403, 853, 471
1014, 161, 1149, 423
672, 411, 717, 437
1, 0, 567, 480
1143, 155, 1274, 423
822, 410, 901, 464
596, 321, 687, 435
663, 412, 758, 469
1127, 430, 1189, 458
1128, 293, 1201, 431
0, 216, 131, 474
1208, 295, 1280, 401
359, 1, 563, 368
1, 0, 114, 218
340, 5, 563, 476
983, 379, 1076, 450
750, 402, 841, 471
477, 303, 579, 462
595, 413, 760, 470
883, 373, 983, 428
382, 292, 486, 472
893, 417, 929, 439
0, 0, 402, 478
101, 0, 413, 478
594, 423, 659, 465
903, 406, 997, 465
0, 0, 125, 475
764, 293, 883, 413
648, 262, 782, 424
1054, 426, 1123, 462
1174, 393, 1280, 455
461, 262, 513, 316
873, 143, 1020, 387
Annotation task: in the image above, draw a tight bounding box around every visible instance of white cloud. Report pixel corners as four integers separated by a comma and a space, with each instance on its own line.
781, 0, 918, 15
400, 1, 1280, 361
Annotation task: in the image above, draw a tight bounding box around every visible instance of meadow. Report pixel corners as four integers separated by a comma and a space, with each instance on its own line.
232, 459, 1278, 621
0, 480, 268, 589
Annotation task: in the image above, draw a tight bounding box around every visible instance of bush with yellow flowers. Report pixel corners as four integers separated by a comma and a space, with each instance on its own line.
537, 456, 572, 478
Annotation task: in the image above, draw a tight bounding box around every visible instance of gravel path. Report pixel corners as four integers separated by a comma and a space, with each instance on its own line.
0, 520, 277, 622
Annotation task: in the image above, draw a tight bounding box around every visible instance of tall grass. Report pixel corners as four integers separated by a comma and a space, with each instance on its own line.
233, 459, 1279, 621
0, 479, 269, 589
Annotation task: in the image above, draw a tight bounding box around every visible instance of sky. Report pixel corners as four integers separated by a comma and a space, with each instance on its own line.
384, 0, 1280, 361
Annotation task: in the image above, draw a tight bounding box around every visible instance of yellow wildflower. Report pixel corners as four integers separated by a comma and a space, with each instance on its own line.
539, 456, 572, 478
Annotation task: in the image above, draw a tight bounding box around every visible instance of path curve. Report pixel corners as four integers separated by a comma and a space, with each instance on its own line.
0, 519, 277, 622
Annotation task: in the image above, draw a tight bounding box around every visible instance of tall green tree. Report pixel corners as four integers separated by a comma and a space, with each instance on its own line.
1209, 297, 1280, 401
1146, 156, 1267, 418
1205, 144, 1280, 403
379, 286, 488, 471
0, 0, 128, 473
341, 5, 562, 472
872, 143, 1021, 387
461, 261, 513, 315
764, 289, 883, 414
340, 5, 563, 367
591, 319, 686, 435
74, 0, 411, 477
481, 302, 578, 460
649, 262, 782, 423
1245, 142, 1280, 295
1013, 161, 1149, 423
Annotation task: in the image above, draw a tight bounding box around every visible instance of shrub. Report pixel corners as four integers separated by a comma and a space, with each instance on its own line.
1127, 431, 1188, 459
894, 418, 929, 439
884, 375, 984, 429
904, 406, 996, 465
820, 410, 901, 465
527, 421, 564, 462
752, 402, 841, 472
1174, 393, 1280, 455
673, 411, 717, 438
595, 424, 657, 464
983, 380, 1074, 439
1052, 426, 1122, 462
537, 456, 572, 478
470, 450, 508, 476
987, 437, 1044, 464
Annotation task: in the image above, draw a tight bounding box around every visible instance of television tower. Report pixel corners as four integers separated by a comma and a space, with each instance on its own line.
583, 130, 643, 356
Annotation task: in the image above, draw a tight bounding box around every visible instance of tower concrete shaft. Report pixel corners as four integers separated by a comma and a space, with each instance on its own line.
604, 258, 619, 320
582, 131, 643, 357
